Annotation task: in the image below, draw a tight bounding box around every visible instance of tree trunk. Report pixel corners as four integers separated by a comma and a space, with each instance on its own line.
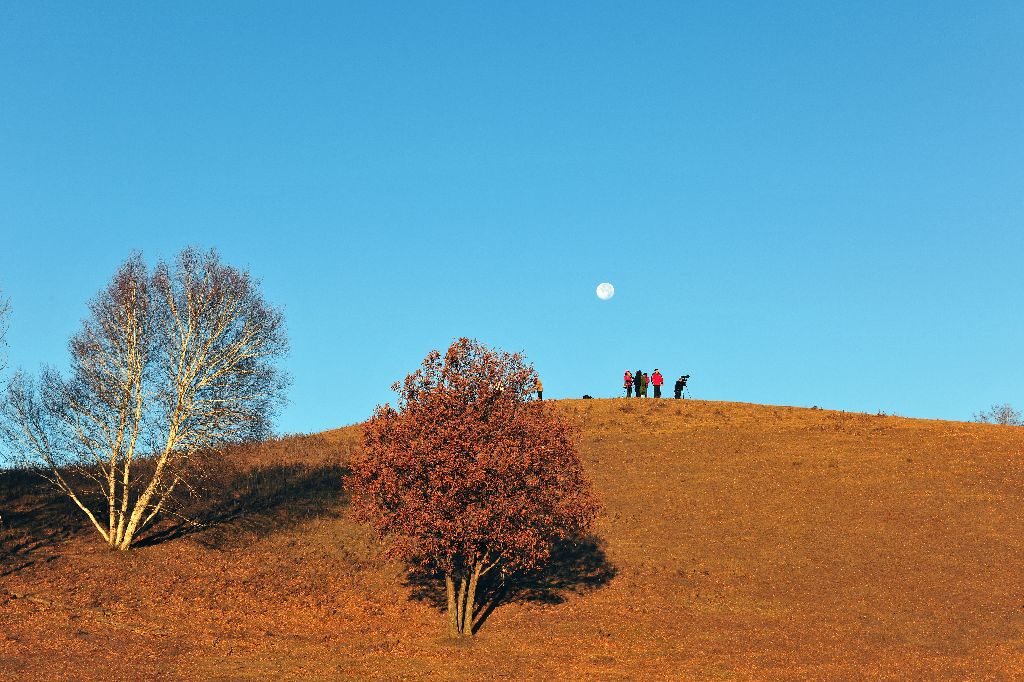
107, 470, 116, 546
116, 490, 149, 549
461, 560, 482, 636
455, 574, 467, 635
116, 447, 173, 549
445, 573, 458, 638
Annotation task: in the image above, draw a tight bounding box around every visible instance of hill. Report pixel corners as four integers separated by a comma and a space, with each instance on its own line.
2, 399, 1023, 679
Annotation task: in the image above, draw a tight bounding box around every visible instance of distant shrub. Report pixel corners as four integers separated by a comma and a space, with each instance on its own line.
973, 404, 1023, 426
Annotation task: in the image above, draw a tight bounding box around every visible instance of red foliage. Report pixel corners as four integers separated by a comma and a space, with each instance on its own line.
348, 338, 598, 633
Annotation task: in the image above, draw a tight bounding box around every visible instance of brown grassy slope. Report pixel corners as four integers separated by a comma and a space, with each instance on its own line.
1, 398, 1023, 680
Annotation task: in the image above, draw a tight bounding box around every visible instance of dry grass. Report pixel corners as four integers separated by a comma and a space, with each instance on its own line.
2, 398, 1023, 680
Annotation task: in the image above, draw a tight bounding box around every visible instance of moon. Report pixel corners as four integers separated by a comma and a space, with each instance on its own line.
595, 282, 615, 300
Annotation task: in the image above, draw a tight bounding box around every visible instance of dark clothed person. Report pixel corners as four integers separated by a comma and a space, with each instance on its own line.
675, 375, 689, 399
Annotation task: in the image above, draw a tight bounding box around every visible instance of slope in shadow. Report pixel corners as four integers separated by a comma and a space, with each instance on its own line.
1, 459, 351, 563
405, 535, 617, 633
138, 460, 350, 550
0, 468, 94, 576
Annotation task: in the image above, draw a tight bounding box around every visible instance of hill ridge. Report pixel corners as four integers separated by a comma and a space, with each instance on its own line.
2, 397, 1022, 679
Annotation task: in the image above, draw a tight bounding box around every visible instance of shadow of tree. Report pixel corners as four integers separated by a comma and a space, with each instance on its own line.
137, 461, 350, 550
1, 431, 354, 565
405, 535, 617, 633
0, 468, 94, 576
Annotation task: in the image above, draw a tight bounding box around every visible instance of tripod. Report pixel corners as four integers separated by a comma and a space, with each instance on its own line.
675, 375, 691, 399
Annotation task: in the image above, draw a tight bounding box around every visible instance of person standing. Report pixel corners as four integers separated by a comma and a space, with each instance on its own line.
674, 376, 684, 399
651, 369, 664, 398
640, 371, 649, 398
535, 377, 543, 401
623, 370, 633, 398
633, 369, 643, 398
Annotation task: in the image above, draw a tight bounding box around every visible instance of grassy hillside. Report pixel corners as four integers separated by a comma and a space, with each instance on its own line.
2, 399, 1023, 680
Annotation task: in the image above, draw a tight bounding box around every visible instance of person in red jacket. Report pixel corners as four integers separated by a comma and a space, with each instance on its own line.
623, 370, 633, 398
651, 369, 664, 398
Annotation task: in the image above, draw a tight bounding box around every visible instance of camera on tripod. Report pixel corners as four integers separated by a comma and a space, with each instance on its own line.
673, 374, 691, 399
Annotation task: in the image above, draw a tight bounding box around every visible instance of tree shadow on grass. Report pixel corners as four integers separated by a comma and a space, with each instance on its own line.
1, 429, 354, 569
0, 468, 94, 577
0, 459, 351, 569
405, 535, 617, 634
136, 460, 351, 550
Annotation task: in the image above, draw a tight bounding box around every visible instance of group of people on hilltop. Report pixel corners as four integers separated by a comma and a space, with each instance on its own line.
529, 371, 689, 402
623, 369, 689, 399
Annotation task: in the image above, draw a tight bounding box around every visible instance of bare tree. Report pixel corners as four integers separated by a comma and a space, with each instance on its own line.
0, 248, 288, 549
0, 288, 9, 373
0, 290, 7, 525
973, 403, 1023, 426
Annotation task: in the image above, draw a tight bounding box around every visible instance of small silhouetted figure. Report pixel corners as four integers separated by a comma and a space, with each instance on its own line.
651, 369, 664, 398
674, 375, 689, 399
633, 369, 642, 398
624, 370, 633, 398
535, 377, 543, 401
640, 372, 649, 398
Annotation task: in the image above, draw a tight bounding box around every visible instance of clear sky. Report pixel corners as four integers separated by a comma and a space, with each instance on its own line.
1, 2, 1022, 434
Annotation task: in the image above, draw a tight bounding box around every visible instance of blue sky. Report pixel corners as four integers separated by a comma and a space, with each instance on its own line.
1, 2, 1022, 434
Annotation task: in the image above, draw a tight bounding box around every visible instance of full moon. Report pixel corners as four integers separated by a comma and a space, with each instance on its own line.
595, 282, 615, 300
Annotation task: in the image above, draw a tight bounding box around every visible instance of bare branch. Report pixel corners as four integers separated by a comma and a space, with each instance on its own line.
974, 403, 1023, 426
0, 249, 289, 550
0, 289, 10, 374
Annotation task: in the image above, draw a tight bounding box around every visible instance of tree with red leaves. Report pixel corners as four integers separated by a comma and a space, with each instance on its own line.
349, 338, 599, 637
